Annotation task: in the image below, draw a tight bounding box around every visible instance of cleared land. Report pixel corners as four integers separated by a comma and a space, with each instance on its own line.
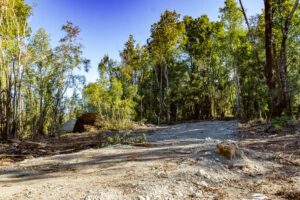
0, 121, 299, 200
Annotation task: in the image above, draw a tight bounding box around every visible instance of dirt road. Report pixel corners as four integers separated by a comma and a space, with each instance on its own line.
0, 121, 299, 200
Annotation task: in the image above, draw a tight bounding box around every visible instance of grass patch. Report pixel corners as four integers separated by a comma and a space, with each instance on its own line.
101, 119, 138, 131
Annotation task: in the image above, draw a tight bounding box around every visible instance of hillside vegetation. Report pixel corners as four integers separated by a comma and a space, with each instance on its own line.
1, 0, 300, 140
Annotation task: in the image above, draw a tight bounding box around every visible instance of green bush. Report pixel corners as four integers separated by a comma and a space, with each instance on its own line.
100, 135, 121, 147
100, 132, 148, 148
246, 118, 266, 126
136, 133, 146, 143
102, 119, 136, 131
271, 116, 296, 131
107, 135, 121, 144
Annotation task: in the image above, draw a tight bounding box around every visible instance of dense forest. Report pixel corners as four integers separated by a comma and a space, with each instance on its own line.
0, 0, 299, 140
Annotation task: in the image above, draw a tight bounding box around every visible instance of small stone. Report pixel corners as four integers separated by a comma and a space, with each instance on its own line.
195, 169, 206, 177
199, 181, 208, 187
84, 195, 92, 200
138, 196, 145, 200
192, 191, 203, 198
157, 172, 168, 178
176, 191, 183, 197
252, 193, 268, 200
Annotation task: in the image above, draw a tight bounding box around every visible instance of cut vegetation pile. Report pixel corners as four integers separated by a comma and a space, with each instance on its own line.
73, 113, 103, 133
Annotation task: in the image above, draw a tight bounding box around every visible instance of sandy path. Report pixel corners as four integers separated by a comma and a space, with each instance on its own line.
0, 121, 298, 200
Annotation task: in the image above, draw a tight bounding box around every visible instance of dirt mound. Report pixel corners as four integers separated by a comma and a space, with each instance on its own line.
73, 113, 102, 133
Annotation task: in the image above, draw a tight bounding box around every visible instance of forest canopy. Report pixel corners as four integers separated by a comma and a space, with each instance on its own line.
0, 0, 299, 140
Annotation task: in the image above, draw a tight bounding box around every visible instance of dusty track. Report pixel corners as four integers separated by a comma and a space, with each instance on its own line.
0, 121, 299, 200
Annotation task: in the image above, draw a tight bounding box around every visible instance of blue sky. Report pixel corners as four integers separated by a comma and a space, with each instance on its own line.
25, 0, 263, 83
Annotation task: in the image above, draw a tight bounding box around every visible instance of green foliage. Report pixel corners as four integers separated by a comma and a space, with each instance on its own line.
102, 119, 136, 131
246, 118, 267, 126
83, 2, 300, 125
1, 0, 300, 141
271, 116, 296, 131
136, 133, 147, 144
106, 135, 121, 145
84, 35, 140, 123
147, 10, 187, 123
101, 132, 147, 148
0, 0, 32, 139
0, 1, 88, 139
83, 78, 136, 121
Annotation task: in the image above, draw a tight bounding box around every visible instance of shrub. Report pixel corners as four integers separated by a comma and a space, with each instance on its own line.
271, 116, 296, 131
136, 133, 146, 143
102, 119, 136, 131
100, 135, 121, 147
100, 132, 148, 148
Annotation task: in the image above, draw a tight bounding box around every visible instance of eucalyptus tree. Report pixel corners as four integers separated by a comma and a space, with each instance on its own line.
134, 45, 153, 121
220, 0, 245, 118
239, 0, 299, 118
0, 0, 31, 140
148, 10, 186, 124
98, 54, 118, 87
183, 15, 216, 119
119, 35, 139, 98
27, 28, 54, 135
182, 15, 235, 119
84, 51, 137, 121
50, 22, 90, 133
83, 82, 110, 116
287, 6, 300, 115
265, 0, 299, 117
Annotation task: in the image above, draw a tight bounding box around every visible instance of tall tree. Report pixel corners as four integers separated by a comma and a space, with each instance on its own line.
0, 0, 31, 140
240, 0, 299, 118
28, 28, 53, 135
220, 0, 245, 118
267, 0, 299, 117
148, 10, 186, 124
50, 22, 89, 133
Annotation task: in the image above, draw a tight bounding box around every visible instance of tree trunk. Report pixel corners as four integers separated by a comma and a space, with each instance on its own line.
264, 0, 277, 119
233, 57, 243, 118
278, 0, 299, 115
158, 64, 163, 124
264, 0, 298, 118
164, 62, 170, 123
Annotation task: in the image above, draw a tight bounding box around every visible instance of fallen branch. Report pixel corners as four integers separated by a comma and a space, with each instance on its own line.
275, 153, 300, 167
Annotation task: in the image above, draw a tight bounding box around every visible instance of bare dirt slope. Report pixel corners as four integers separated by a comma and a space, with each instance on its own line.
0, 121, 299, 200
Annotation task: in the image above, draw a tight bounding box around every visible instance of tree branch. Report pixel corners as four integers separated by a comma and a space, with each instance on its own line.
238, 0, 251, 30
238, 0, 264, 68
